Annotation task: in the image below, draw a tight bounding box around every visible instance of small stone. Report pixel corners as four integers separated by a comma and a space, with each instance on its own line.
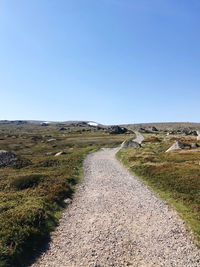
55, 151, 66, 156
64, 198, 72, 205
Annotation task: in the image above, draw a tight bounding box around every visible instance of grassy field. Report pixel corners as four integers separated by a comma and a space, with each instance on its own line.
117, 132, 200, 246
0, 122, 128, 267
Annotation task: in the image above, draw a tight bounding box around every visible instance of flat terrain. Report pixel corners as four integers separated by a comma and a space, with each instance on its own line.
32, 147, 200, 267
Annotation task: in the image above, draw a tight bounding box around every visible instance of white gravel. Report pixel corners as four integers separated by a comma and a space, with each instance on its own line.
133, 131, 144, 144
31, 147, 200, 267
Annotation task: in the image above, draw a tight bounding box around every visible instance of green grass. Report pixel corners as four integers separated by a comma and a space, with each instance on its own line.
0, 124, 128, 266
117, 133, 200, 246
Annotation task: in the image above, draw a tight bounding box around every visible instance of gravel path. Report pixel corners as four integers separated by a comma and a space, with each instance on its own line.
133, 131, 144, 144
31, 147, 200, 267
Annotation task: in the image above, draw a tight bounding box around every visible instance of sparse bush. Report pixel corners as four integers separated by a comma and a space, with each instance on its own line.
10, 174, 46, 190
13, 158, 32, 169
0, 124, 126, 266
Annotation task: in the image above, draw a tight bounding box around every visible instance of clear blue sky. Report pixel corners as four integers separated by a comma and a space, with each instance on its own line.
0, 0, 200, 125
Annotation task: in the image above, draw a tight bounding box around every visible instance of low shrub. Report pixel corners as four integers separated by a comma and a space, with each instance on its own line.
13, 158, 32, 169
10, 174, 46, 190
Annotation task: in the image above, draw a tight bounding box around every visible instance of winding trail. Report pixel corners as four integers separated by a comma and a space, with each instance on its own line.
133, 131, 144, 144
32, 138, 200, 266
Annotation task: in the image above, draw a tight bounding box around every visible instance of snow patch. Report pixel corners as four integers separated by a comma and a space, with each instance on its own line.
88, 122, 98, 127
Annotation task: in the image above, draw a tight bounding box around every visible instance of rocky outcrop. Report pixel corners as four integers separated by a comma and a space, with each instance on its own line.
109, 126, 128, 134
121, 140, 141, 148
166, 141, 185, 152
152, 126, 158, 131
167, 130, 198, 136
191, 143, 199, 148
0, 150, 17, 167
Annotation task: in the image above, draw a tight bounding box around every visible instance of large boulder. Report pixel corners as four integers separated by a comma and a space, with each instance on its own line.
109, 126, 128, 134
121, 140, 141, 149
191, 143, 199, 148
0, 150, 17, 167
151, 126, 158, 132
197, 131, 200, 141
166, 141, 185, 152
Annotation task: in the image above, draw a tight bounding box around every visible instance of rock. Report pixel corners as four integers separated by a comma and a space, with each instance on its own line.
121, 140, 141, 148
47, 138, 56, 142
193, 131, 198, 136
0, 150, 17, 167
109, 126, 128, 134
139, 127, 146, 131
41, 122, 49, 126
64, 198, 72, 205
166, 141, 185, 152
55, 151, 66, 156
191, 143, 199, 148
152, 126, 158, 132
59, 127, 67, 131
196, 131, 200, 141
167, 131, 174, 136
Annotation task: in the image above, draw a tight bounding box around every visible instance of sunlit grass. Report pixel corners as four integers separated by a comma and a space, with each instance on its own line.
117, 133, 200, 246
0, 124, 127, 266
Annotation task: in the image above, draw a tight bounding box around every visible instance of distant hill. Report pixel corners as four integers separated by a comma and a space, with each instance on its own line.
1, 120, 200, 131
122, 122, 200, 131
0, 120, 105, 127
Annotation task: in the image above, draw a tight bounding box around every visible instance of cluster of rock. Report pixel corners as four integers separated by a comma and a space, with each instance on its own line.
166, 140, 199, 152
167, 129, 198, 136
139, 126, 158, 133
108, 126, 129, 134
0, 150, 17, 167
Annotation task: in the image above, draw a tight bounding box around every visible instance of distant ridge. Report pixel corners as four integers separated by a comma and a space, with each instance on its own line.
122, 122, 200, 131
1, 120, 200, 130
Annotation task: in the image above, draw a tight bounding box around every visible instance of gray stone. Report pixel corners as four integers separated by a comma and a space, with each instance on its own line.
152, 126, 158, 131
64, 198, 72, 205
47, 138, 56, 142
55, 151, 66, 156
0, 150, 17, 167
166, 141, 185, 152
191, 143, 199, 148
121, 140, 141, 148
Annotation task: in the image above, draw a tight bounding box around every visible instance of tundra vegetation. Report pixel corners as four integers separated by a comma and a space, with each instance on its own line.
0, 122, 128, 267
117, 132, 200, 246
